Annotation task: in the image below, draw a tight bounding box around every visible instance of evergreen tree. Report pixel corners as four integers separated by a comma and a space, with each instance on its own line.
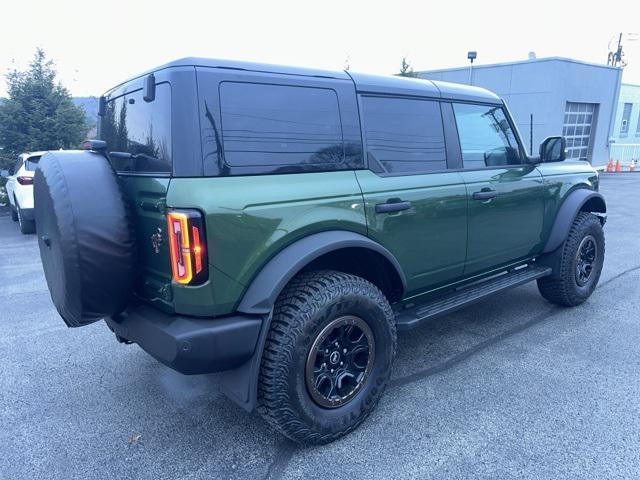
0, 48, 88, 170
115, 99, 128, 152
398, 56, 418, 78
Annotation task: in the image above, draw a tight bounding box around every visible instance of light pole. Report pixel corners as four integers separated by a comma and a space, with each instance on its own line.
467, 51, 477, 85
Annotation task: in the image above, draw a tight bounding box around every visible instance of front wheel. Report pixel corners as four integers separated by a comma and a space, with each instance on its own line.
257, 270, 396, 445
537, 212, 605, 307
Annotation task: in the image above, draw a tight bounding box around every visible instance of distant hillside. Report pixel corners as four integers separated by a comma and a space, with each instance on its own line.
72, 97, 99, 128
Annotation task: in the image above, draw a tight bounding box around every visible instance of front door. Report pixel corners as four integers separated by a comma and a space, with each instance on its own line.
356, 95, 468, 297
452, 103, 545, 275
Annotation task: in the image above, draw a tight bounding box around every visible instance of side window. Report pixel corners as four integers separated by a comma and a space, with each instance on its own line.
453, 103, 522, 168
219, 82, 344, 171
361, 96, 447, 175
620, 103, 632, 135
100, 83, 172, 173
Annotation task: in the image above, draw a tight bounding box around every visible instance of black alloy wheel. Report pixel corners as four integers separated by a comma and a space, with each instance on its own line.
305, 315, 375, 409
575, 234, 597, 287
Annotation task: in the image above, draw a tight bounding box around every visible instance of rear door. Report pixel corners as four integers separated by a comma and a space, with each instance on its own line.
356, 95, 467, 297
452, 102, 545, 275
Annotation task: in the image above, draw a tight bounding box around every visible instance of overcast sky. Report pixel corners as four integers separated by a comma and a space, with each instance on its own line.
1, 0, 639, 97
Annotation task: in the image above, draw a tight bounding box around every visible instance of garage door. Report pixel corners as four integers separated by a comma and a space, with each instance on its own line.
563, 102, 597, 161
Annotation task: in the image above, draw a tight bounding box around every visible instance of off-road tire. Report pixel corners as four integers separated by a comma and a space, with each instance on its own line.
34, 150, 136, 327
537, 212, 604, 307
17, 203, 35, 234
257, 270, 396, 445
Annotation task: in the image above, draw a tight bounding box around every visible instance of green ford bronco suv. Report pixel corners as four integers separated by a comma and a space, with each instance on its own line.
34, 58, 606, 444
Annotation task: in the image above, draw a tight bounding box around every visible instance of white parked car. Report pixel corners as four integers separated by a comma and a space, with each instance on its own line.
5, 152, 46, 234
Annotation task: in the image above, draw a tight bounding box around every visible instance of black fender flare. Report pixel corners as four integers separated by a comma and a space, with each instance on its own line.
219, 230, 406, 411
542, 189, 606, 254
237, 230, 407, 315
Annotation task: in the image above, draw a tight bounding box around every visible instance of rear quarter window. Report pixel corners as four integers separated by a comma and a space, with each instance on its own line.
24, 156, 41, 171
99, 83, 172, 174
218, 82, 346, 173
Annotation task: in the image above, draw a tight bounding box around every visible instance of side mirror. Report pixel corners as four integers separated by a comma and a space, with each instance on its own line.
540, 136, 566, 163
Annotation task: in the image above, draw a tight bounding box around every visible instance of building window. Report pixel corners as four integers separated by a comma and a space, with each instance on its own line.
620, 103, 633, 137
563, 102, 597, 161
636, 110, 640, 137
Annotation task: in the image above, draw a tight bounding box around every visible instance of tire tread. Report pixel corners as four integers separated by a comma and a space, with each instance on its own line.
257, 270, 396, 445
537, 212, 604, 306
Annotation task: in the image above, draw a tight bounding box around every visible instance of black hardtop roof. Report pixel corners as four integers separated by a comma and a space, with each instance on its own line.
105, 57, 501, 104
347, 71, 501, 104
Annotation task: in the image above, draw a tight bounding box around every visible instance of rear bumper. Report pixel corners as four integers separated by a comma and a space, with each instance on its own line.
106, 303, 263, 375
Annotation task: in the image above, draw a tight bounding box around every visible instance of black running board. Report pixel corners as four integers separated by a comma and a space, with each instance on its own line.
395, 265, 552, 331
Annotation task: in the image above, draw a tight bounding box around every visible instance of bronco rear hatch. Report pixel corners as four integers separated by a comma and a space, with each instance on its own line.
99, 80, 175, 311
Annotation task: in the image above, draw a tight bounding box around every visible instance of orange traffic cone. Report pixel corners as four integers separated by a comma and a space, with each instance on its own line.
606, 159, 614, 172
615, 160, 622, 172
630, 160, 637, 172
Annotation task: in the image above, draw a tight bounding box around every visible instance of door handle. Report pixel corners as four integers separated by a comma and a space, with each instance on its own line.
375, 201, 412, 214
472, 190, 498, 201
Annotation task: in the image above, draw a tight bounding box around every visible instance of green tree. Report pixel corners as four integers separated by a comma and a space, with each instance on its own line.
398, 56, 418, 78
0, 48, 87, 170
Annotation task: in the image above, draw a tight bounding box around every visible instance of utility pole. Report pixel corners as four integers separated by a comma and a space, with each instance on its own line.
608, 33, 624, 67
530, 114, 534, 155
607, 32, 638, 67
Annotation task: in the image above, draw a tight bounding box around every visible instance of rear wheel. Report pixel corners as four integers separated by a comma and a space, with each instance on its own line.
537, 212, 604, 306
17, 203, 35, 234
258, 270, 396, 444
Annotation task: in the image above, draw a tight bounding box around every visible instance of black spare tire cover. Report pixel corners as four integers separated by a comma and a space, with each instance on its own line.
34, 150, 136, 327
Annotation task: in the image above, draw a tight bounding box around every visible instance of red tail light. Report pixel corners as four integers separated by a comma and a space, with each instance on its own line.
166, 210, 208, 285
17, 176, 33, 186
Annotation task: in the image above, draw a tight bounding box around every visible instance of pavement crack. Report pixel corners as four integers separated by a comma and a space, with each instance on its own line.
599, 264, 640, 289
390, 306, 559, 389
389, 307, 563, 388
390, 263, 640, 390
263, 439, 298, 480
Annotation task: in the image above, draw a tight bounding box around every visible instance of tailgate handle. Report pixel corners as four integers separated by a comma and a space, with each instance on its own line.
375, 200, 412, 214
472, 189, 498, 201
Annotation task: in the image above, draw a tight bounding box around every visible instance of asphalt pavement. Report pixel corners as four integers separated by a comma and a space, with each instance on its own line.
1, 175, 639, 480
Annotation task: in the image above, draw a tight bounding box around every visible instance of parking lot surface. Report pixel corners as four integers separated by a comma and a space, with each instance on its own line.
1, 175, 640, 480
